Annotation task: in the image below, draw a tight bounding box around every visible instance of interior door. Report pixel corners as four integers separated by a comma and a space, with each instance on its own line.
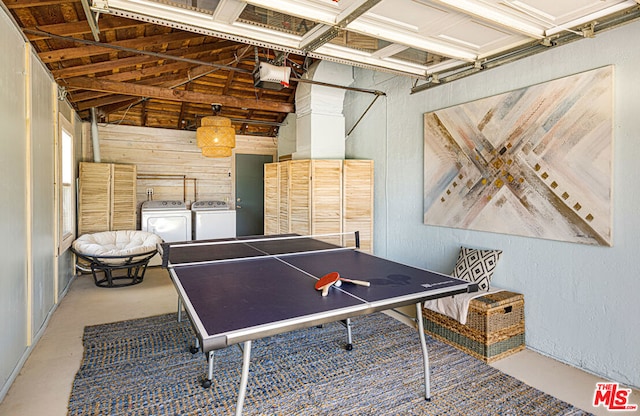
235, 154, 273, 236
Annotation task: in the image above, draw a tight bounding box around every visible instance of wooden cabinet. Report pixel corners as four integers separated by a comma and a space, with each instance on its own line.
342, 159, 374, 253
263, 162, 279, 235
264, 159, 373, 251
78, 162, 137, 235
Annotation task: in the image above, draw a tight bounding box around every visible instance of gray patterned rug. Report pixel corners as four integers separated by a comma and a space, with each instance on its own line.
68, 313, 592, 415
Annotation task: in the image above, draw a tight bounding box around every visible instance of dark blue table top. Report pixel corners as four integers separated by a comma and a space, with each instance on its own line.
167, 238, 472, 351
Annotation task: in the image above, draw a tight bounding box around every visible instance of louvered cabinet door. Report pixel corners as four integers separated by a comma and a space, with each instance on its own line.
263, 159, 373, 251
77, 162, 137, 235
263, 162, 280, 235
310, 160, 343, 246
278, 160, 291, 233
111, 164, 137, 231
288, 160, 312, 236
77, 162, 112, 235
343, 160, 374, 252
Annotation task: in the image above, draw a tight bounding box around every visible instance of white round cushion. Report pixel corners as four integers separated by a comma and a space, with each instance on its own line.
73, 230, 163, 258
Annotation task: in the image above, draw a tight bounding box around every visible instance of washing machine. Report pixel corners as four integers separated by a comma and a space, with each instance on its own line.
141, 200, 192, 242
192, 200, 236, 240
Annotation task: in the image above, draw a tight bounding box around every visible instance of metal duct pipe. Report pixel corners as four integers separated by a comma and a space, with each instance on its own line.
90, 107, 101, 162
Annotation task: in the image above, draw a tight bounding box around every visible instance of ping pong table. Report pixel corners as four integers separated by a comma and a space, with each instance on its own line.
160, 232, 477, 415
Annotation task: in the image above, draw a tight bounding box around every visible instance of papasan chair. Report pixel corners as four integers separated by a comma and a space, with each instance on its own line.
71, 230, 163, 287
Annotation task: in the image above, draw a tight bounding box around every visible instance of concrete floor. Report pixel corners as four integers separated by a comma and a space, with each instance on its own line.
0, 267, 636, 415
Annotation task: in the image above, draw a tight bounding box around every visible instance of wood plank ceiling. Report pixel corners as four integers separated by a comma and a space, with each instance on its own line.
2, 0, 639, 136
3, 1, 308, 136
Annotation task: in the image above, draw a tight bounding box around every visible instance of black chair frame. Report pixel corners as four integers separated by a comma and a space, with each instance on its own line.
71, 247, 158, 288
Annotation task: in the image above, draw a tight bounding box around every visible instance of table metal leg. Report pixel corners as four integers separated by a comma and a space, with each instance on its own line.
236, 340, 252, 416
415, 302, 431, 401
202, 350, 214, 388
177, 297, 183, 322
190, 336, 200, 354
340, 318, 353, 350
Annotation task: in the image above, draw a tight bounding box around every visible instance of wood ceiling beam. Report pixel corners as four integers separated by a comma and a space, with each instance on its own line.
240, 109, 253, 134
127, 67, 219, 87
178, 101, 188, 129
106, 64, 207, 84
141, 99, 148, 126
66, 52, 241, 91
50, 42, 247, 79
70, 63, 228, 103
71, 90, 111, 102
223, 71, 236, 94
38, 31, 208, 63
62, 77, 295, 113
94, 98, 144, 116
220, 44, 251, 96
75, 94, 140, 110
176, 82, 193, 130
52, 54, 156, 78
3, 0, 70, 8
23, 15, 143, 40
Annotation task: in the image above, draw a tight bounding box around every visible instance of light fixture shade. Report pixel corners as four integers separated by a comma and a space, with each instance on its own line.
201, 146, 233, 158
196, 115, 236, 158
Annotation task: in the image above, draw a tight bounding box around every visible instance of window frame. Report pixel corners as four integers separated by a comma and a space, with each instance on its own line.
58, 113, 75, 254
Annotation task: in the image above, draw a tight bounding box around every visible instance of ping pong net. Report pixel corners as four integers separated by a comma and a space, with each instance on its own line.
160, 232, 361, 269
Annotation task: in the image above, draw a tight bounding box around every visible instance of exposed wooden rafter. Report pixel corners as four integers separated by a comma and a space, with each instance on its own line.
62, 77, 295, 113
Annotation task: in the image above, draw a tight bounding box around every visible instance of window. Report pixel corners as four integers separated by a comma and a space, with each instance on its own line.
59, 114, 75, 253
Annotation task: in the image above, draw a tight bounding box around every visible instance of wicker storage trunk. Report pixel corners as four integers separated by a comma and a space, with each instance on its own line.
422, 291, 525, 363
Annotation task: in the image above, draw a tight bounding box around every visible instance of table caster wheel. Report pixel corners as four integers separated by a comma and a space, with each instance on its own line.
345, 343, 353, 351
202, 379, 212, 388
190, 346, 199, 354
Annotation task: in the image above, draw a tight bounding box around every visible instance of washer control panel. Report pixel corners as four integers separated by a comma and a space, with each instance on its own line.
191, 200, 230, 211
141, 200, 187, 210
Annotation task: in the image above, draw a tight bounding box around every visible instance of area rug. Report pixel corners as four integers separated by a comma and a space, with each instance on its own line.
68, 313, 592, 415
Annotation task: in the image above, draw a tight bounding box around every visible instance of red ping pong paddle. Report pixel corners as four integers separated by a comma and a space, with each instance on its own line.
315, 272, 371, 296
315, 272, 340, 296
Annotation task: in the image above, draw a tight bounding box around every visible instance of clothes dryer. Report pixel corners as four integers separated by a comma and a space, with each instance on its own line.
141, 200, 192, 242
192, 200, 236, 240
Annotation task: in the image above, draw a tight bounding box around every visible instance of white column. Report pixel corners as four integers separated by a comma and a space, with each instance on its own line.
293, 61, 354, 160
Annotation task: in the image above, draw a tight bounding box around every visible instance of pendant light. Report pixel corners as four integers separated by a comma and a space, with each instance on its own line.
196, 104, 236, 158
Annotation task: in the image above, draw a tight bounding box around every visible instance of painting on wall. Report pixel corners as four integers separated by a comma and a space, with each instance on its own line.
423, 66, 613, 246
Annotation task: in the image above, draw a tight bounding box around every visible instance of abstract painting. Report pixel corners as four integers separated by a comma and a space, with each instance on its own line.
423, 66, 613, 246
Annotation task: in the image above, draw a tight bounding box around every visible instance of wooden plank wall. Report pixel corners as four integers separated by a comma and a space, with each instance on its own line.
81, 123, 277, 227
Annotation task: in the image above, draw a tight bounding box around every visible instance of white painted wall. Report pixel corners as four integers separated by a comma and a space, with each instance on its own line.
0, 7, 78, 400
0, 8, 28, 393
344, 22, 640, 388
30, 52, 56, 337
277, 113, 297, 159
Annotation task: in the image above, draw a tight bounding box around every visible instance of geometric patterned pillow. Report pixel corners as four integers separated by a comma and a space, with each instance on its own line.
451, 246, 502, 291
